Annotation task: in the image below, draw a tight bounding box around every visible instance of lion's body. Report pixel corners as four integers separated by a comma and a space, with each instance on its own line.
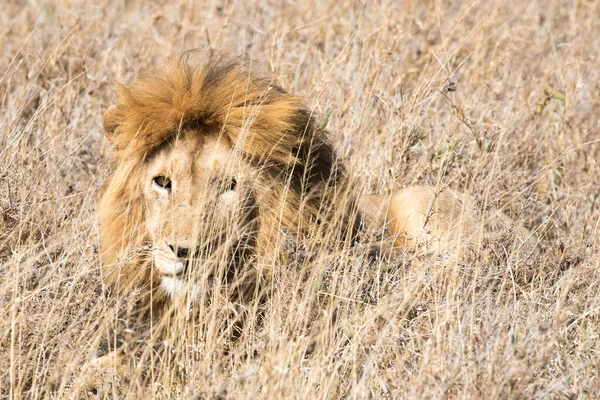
360, 186, 479, 253
97, 53, 485, 310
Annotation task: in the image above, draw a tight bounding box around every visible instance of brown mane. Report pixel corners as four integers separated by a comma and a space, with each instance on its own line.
97, 53, 358, 303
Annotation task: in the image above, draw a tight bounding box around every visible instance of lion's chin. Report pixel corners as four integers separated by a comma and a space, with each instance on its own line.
160, 276, 208, 301
153, 253, 218, 302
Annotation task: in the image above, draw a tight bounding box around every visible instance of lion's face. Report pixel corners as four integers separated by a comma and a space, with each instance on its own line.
98, 55, 345, 308
142, 129, 258, 300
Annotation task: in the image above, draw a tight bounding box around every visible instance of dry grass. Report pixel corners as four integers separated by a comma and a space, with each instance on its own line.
1, 0, 600, 398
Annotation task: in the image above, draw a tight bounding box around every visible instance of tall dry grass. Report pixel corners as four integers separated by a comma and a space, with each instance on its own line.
1, 0, 599, 398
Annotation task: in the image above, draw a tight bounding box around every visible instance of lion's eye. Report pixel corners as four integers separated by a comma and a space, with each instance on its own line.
153, 175, 172, 191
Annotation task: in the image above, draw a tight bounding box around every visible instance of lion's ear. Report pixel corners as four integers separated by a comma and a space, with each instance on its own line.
103, 105, 121, 146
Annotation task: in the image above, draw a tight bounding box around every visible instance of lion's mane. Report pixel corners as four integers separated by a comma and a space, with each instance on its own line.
97, 53, 357, 303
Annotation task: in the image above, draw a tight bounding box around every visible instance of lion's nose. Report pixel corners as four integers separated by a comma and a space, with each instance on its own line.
168, 244, 192, 259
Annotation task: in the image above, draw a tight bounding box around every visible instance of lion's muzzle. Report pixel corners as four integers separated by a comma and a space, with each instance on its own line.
152, 240, 225, 300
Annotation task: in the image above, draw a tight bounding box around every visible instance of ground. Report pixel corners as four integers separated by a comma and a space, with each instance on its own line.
1, 0, 599, 398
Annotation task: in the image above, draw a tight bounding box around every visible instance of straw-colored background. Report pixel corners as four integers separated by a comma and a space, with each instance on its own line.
1, 0, 599, 398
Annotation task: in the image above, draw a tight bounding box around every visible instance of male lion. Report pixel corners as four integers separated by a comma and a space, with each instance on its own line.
89, 53, 540, 390
97, 53, 484, 310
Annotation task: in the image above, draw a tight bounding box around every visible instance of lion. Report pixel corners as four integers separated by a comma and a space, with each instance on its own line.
97, 53, 486, 311
88, 52, 539, 391
96, 54, 494, 303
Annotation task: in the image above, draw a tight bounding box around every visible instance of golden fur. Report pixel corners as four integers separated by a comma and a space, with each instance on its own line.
97, 52, 495, 311
91, 53, 534, 388
98, 53, 357, 307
